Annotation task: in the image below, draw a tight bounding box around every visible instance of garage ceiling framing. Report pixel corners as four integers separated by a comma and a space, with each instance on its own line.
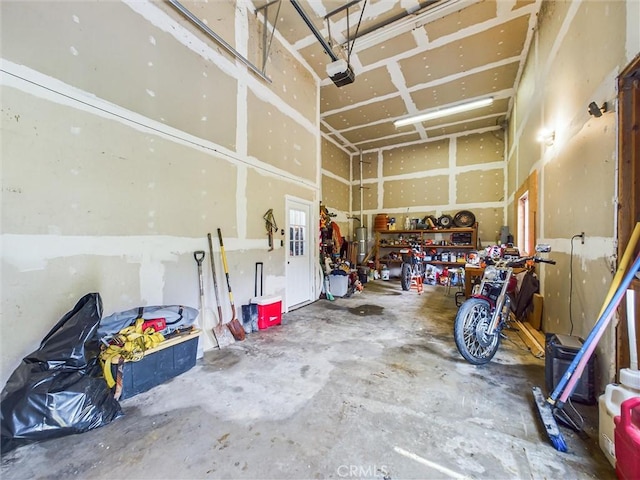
251, 0, 541, 154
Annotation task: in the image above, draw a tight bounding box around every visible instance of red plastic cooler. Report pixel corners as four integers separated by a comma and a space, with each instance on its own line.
251, 296, 282, 330
615, 396, 640, 480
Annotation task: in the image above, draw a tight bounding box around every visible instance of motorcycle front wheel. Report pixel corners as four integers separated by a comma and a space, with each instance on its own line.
400, 263, 411, 291
454, 298, 501, 365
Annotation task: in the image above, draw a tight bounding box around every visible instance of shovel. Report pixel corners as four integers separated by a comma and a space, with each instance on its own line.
207, 233, 235, 345
193, 251, 219, 349
217, 228, 245, 341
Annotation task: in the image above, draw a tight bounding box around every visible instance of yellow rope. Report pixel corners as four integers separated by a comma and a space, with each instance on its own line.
99, 318, 165, 388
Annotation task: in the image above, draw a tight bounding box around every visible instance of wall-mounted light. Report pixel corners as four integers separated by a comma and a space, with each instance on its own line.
588, 101, 608, 117
393, 97, 494, 128
536, 128, 555, 146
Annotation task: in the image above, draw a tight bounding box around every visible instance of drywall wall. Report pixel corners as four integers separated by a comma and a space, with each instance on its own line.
351, 151, 378, 180
351, 130, 507, 247
0, 0, 319, 386
320, 137, 351, 244
507, 0, 635, 388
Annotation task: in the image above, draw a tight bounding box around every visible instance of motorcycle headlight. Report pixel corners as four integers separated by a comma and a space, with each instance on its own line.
483, 265, 498, 281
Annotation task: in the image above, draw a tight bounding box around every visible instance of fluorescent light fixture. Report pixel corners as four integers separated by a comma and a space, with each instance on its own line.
352, 0, 482, 52
393, 97, 494, 128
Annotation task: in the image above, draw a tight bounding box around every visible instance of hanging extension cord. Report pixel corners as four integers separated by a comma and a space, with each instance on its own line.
569, 232, 585, 336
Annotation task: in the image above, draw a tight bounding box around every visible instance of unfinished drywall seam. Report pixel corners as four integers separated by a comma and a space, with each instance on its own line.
320, 131, 353, 156
354, 122, 503, 154
544, 71, 619, 163
503, 125, 510, 223
235, 0, 249, 159
1, 234, 267, 273
249, 0, 321, 84
321, 56, 519, 118
508, 0, 543, 122
507, 1, 581, 161
535, 68, 619, 240
237, 76, 249, 156
448, 136, 457, 206
236, 0, 250, 58
384, 59, 426, 144
315, 70, 322, 207
321, 169, 350, 186
124, 0, 316, 140
626, 0, 640, 61
235, 0, 249, 241
320, 120, 355, 153
237, 165, 249, 240
349, 153, 353, 218
342, 92, 511, 139
359, 201, 505, 217
353, 3, 537, 74
378, 162, 505, 183
124, 1, 238, 83
0, 63, 316, 191
538, 236, 616, 262
377, 150, 384, 211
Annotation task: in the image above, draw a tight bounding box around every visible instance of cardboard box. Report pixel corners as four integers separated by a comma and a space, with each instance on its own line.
251, 296, 282, 330
527, 293, 544, 330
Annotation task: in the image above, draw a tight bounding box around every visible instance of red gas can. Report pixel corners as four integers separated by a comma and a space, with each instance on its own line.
614, 396, 640, 480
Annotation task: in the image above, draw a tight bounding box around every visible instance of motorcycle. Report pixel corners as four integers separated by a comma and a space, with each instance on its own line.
453, 245, 556, 365
399, 241, 425, 292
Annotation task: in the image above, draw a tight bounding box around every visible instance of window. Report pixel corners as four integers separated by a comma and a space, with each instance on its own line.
289, 209, 306, 257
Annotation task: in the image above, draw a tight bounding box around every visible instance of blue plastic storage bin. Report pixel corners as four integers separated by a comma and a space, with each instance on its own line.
112, 331, 199, 400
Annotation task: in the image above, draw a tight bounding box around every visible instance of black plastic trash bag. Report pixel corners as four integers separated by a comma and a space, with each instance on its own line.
1, 293, 123, 452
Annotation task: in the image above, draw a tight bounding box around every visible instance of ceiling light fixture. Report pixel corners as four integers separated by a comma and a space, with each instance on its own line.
352, 0, 482, 52
536, 128, 555, 146
393, 97, 494, 128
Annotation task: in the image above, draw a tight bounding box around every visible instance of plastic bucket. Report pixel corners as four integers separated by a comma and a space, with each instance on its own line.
599, 381, 640, 467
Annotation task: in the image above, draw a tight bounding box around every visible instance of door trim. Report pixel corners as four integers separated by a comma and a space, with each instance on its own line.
285, 196, 317, 312
616, 54, 640, 376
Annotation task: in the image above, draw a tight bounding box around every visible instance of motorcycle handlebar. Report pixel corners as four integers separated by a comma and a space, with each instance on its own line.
486, 255, 556, 267
536, 258, 556, 265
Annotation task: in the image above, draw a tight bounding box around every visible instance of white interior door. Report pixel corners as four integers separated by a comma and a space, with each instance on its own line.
286, 197, 313, 309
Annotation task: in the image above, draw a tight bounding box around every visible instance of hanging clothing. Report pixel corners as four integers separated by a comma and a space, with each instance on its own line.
331, 221, 343, 253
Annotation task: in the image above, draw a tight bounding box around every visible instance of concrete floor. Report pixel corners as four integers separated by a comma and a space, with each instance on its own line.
2, 280, 615, 479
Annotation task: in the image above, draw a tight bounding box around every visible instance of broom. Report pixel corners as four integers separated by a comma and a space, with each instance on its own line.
533, 233, 640, 452
534, 254, 640, 451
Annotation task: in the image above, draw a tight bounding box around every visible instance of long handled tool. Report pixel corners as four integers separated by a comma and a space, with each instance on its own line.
217, 228, 245, 341
194, 251, 219, 349
255, 262, 264, 297
207, 233, 226, 338
553, 253, 640, 406
533, 249, 640, 452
